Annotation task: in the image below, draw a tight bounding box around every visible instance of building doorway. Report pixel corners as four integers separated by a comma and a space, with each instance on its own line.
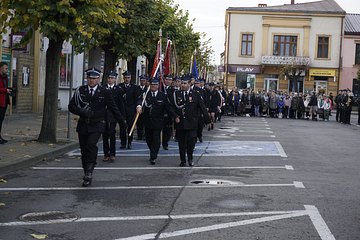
264, 78, 278, 92
315, 81, 327, 94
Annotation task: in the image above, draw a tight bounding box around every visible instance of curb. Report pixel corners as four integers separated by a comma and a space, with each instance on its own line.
0, 141, 79, 176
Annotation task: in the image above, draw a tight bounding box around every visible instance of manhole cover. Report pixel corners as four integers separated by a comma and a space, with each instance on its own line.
190, 179, 241, 185
19, 211, 79, 222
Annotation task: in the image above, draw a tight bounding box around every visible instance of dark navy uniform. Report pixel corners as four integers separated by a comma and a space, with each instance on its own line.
119, 71, 141, 149
136, 75, 149, 140
173, 82, 210, 167
138, 79, 177, 164
68, 68, 126, 187
102, 71, 125, 161
162, 84, 175, 149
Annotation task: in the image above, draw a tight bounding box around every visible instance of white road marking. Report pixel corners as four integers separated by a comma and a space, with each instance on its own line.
305, 205, 336, 240
274, 141, 288, 157
0, 182, 303, 191
0, 210, 303, 227
32, 166, 294, 170
285, 165, 294, 170
115, 212, 309, 240
212, 135, 276, 138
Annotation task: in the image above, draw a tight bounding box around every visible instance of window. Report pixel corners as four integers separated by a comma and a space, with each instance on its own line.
241, 34, 253, 56
273, 35, 297, 56
355, 44, 360, 64
317, 37, 329, 58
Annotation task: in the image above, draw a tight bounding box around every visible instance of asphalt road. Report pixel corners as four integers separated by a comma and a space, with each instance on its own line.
0, 114, 359, 240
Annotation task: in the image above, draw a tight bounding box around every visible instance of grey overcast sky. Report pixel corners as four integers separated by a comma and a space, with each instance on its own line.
172, 0, 360, 65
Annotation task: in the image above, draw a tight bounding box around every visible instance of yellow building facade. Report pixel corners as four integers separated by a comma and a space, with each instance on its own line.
224, 0, 345, 95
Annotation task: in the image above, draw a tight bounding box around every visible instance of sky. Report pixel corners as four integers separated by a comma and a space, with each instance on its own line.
173, 0, 360, 65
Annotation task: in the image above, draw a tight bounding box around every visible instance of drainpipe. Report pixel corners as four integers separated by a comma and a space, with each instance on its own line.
225, 12, 231, 90
337, 15, 344, 91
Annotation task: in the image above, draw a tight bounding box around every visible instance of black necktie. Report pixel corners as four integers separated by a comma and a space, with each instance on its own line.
152, 92, 156, 97
90, 88, 94, 96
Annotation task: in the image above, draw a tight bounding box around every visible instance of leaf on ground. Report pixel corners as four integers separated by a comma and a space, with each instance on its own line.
0, 179, 7, 183
21, 142, 27, 146
54, 159, 61, 162
30, 234, 48, 239
9, 148, 16, 152
24, 155, 32, 158
0, 202, 5, 206
48, 144, 55, 148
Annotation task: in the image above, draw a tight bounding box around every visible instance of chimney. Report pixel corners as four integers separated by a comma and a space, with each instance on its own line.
291, 0, 295, 4
258, 3, 267, 7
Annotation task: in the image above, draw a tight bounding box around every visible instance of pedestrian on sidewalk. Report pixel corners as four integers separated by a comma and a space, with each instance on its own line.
68, 68, 127, 187
0, 62, 13, 144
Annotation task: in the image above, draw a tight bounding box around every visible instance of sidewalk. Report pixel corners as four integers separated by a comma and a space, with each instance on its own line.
0, 111, 79, 175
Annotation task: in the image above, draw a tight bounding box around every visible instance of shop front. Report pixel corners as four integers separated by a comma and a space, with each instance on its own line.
228, 65, 261, 90
308, 68, 338, 95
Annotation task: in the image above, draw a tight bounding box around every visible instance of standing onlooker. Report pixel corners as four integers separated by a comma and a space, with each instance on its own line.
284, 95, 291, 118
308, 92, 318, 121
297, 93, 305, 119
335, 90, 342, 122
323, 96, 331, 121
0, 62, 12, 144
269, 91, 278, 117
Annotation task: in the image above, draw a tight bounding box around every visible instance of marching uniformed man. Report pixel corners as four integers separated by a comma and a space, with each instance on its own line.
136, 78, 178, 165
173, 76, 210, 167
102, 70, 125, 162
119, 71, 141, 149
193, 78, 207, 142
136, 75, 149, 140
162, 75, 175, 150
68, 68, 127, 187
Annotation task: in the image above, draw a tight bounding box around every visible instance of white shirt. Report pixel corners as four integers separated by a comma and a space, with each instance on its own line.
88, 85, 98, 95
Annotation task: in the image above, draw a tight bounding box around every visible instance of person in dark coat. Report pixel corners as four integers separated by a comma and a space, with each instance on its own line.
162, 75, 175, 150
207, 82, 221, 130
335, 90, 342, 122
193, 78, 207, 142
173, 76, 210, 167
118, 71, 141, 149
0, 62, 12, 144
136, 75, 149, 141
68, 68, 127, 187
136, 78, 178, 165
102, 71, 125, 162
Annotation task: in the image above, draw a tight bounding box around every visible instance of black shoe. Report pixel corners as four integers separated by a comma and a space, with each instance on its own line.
211, 123, 214, 130
0, 137, 8, 143
0, 139, 5, 144
127, 143, 132, 149
163, 146, 168, 150
188, 160, 194, 167
120, 145, 126, 149
150, 159, 156, 165
179, 162, 186, 167
198, 137, 203, 143
208, 126, 211, 131
82, 173, 92, 187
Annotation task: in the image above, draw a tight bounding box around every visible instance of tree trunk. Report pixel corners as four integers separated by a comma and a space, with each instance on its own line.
102, 47, 118, 85
145, 53, 155, 77
127, 57, 138, 84
38, 39, 63, 143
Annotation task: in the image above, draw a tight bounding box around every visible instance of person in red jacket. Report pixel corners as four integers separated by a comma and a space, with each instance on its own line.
0, 62, 12, 144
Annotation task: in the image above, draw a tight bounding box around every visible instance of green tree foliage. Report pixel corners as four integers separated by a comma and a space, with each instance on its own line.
0, 0, 125, 143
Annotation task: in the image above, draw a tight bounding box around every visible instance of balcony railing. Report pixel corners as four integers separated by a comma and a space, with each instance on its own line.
261, 56, 310, 66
